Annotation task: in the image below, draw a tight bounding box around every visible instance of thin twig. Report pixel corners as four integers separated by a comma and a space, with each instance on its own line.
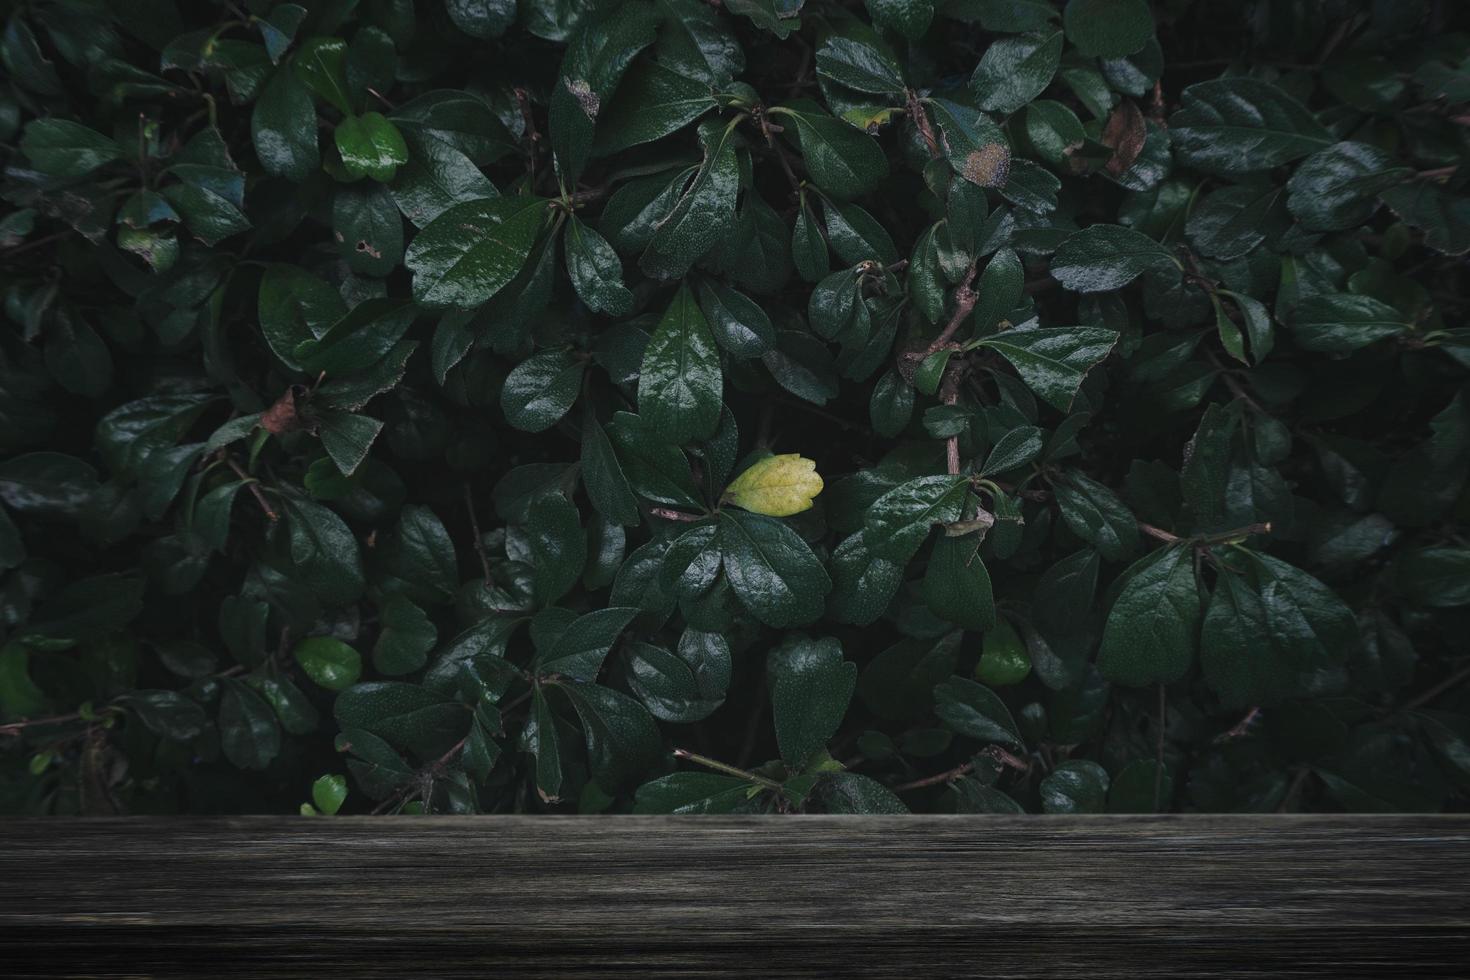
758, 110, 802, 196
905, 88, 942, 160
893, 761, 974, 792
371, 732, 471, 815
224, 457, 278, 521
673, 748, 782, 791
1137, 521, 1181, 544
1222, 707, 1261, 740
649, 507, 704, 522
464, 483, 494, 589
918, 261, 981, 356
1402, 662, 1470, 712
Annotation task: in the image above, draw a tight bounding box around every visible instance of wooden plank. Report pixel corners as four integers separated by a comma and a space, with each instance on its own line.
1, 815, 1467, 977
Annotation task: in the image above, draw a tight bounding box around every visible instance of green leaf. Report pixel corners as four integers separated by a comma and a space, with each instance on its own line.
606, 411, 705, 508
1097, 544, 1200, 687
312, 774, 348, 815
595, 60, 717, 155
446, 0, 516, 38
1050, 224, 1179, 292
565, 216, 632, 315
641, 120, 739, 278
1170, 77, 1332, 175
865, 0, 934, 40
977, 325, 1120, 412
372, 595, 438, 675
1393, 547, 1470, 608
922, 533, 996, 631
933, 675, 1023, 748
405, 196, 552, 309
638, 283, 723, 445
20, 119, 121, 177
819, 772, 908, 813
1288, 293, 1410, 352
1062, 0, 1153, 58
774, 104, 889, 201
535, 606, 639, 681
390, 129, 498, 228
294, 636, 363, 691
767, 634, 856, 769
581, 409, 641, 526
281, 497, 366, 605
971, 30, 1063, 115
334, 682, 467, 757
294, 37, 352, 114
634, 772, 762, 814
697, 279, 776, 358
335, 112, 409, 182
501, 350, 586, 433
864, 475, 971, 563
975, 617, 1032, 686
1040, 759, 1109, 813
548, 5, 659, 186
982, 425, 1043, 475
252, 65, 320, 180
333, 183, 404, 277
1286, 142, 1411, 232
625, 630, 731, 722
219, 680, 282, 770
558, 681, 662, 791
815, 36, 905, 95
1051, 469, 1139, 561
719, 509, 831, 628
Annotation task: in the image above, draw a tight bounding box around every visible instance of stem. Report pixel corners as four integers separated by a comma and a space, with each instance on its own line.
464, 483, 494, 590
893, 761, 973, 792
1137, 521, 1181, 544
905, 89, 942, 160
514, 87, 541, 192
649, 507, 704, 522
1402, 662, 1470, 712
673, 748, 781, 791
0, 711, 89, 736
225, 457, 278, 522
920, 260, 980, 356
757, 109, 802, 196
1223, 707, 1261, 740
1417, 165, 1459, 180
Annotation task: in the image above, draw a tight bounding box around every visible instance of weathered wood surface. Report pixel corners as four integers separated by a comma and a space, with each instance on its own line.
1, 815, 1467, 977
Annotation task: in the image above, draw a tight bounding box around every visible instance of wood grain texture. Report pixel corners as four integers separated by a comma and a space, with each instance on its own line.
1, 815, 1467, 978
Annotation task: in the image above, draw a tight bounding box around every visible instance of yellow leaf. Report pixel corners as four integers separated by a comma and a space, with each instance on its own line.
721, 454, 824, 517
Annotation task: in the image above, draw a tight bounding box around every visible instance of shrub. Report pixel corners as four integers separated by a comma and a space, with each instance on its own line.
1, 0, 1468, 816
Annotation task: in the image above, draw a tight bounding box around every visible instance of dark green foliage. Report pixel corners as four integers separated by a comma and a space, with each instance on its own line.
1, 0, 1468, 817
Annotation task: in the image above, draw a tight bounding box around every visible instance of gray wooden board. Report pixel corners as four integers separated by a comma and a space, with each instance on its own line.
1, 815, 1467, 977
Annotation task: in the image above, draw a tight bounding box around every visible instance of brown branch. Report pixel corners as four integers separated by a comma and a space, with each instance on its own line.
514, 87, 541, 192
1222, 707, 1262, 740
224, 457, 278, 522
1402, 662, 1470, 712
893, 761, 973, 792
1417, 165, 1459, 181
917, 260, 981, 357
905, 89, 942, 160
1137, 521, 1181, 544
371, 732, 471, 815
649, 507, 704, 522
0, 712, 87, 736
758, 110, 802, 196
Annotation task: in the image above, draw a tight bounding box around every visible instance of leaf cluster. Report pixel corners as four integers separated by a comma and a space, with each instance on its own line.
2, 0, 1469, 816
